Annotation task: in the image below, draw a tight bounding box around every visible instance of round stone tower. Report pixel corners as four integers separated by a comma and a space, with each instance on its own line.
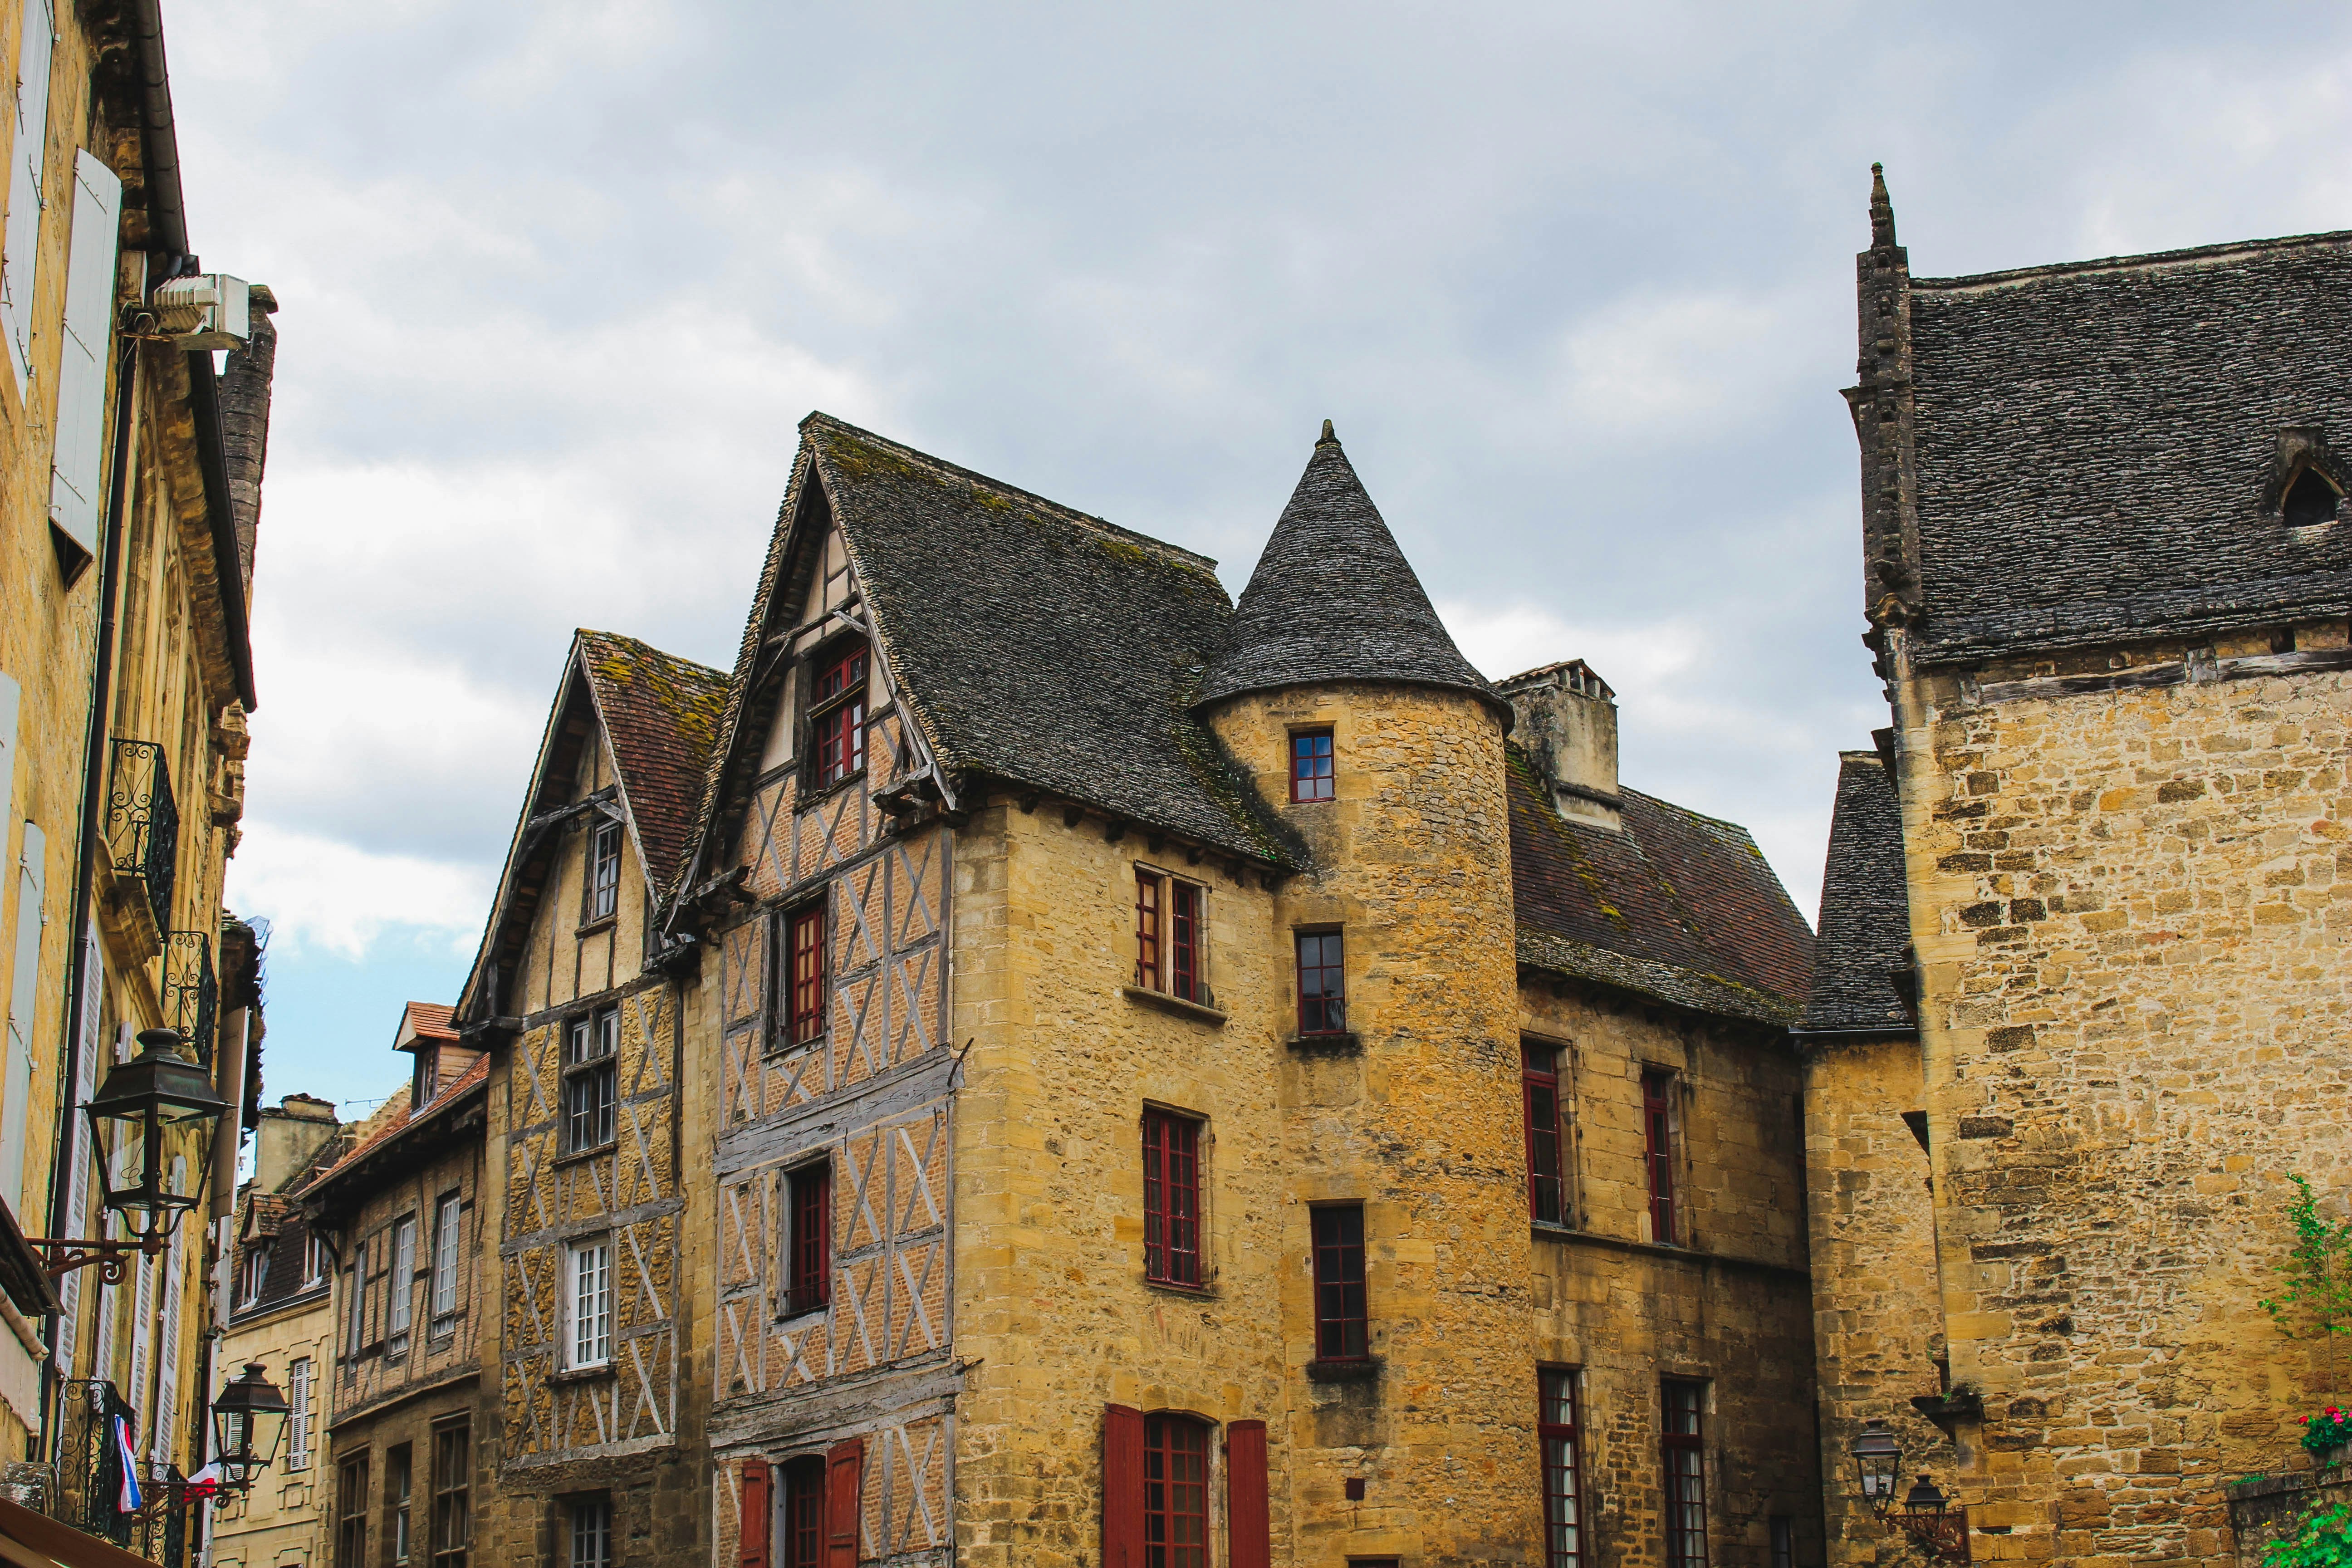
1196, 423, 1539, 1565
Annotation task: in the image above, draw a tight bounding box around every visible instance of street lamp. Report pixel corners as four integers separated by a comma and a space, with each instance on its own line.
211, 1363, 290, 1486
1846, 1420, 1970, 1562
28, 1029, 228, 1281
1850, 1418, 1903, 1512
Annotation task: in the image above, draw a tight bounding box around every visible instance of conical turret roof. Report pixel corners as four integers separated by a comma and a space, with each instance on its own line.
1197, 424, 1502, 714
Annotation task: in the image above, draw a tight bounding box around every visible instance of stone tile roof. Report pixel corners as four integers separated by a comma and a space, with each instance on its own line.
1197, 426, 1502, 715
698, 414, 1297, 867
397, 1001, 458, 1044
1907, 230, 2352, 664
578, 629, 729, 895
1799, 751, 1916, 1035
1508, 747, 1814, 1025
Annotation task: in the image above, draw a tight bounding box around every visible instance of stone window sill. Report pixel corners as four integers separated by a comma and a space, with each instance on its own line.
1305, 1357, 1381, 1384
1121, 986, 1227, 1026
1285, 1032, 1362, 1057
549, 1363, 614, 1387
1143, 1276, 1216, 1301
553, 1139, 616, 1169
575, 915, 617, 939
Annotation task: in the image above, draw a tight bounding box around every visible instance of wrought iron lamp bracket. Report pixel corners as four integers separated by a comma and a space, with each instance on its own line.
26, 1231, 165, 1284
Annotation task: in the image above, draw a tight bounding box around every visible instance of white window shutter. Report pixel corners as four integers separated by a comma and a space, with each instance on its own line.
0, 673, 19, 833
0, 0, 53, 395
150, 1161, 184, 1467
46, 147, 118, 560
2, 819, 45, 1213
52, 920, 99, 1381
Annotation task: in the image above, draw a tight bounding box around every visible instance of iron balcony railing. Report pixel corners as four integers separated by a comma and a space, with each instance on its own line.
162, 932, 216, 1068
56, 1378, 191, 1568
106, 740, 179, 933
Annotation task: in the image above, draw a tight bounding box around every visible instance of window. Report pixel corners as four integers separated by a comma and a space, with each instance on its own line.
335, 1454, 368, 1568
1662, 1381, 1708, 1568
784, 903, 826, 1046
1524, 1044, 1567, 1225
286, 1358, 313, 1471
430, 1194, 461, 1328
430, 1420, 470, 1568
586, 819, 622, 923
1310, 1204, 1368, 1361
1769, 1517, 1793, 1568
304, 1231, 328, 1287
1296, 931, 1345, 1035
781, 1458, 825, 1568
1134, 872, 1206, 1003
387, 1446, 412, 1566
345, 1257, 366, 1357
1290, 729, 1335, 802
389, 1215, 416, 1343
565, 1239, 612, 1368
1142, 1110, 1201, 1288
240, 1243, 271, 1304
785, 1163, 831, 1317
2286, 466, 2342, 528
1143, 1415, 1209, 1568
569, 1496, 611, 1568
564, 1008, 618, 1153
809, 642, 868, 789
1642, 1071, 1677, 1245
1539, 1369, 1583, 1567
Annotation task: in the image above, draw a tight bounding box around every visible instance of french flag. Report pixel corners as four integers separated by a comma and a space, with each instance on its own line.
113, 1416, 141, 1513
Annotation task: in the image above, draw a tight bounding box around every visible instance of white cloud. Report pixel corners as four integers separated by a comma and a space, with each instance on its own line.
226, 823, 489, 960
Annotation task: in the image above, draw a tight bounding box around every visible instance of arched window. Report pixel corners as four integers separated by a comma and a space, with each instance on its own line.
2285, 466, 2342, 527
1143, 1415, 1210, 1568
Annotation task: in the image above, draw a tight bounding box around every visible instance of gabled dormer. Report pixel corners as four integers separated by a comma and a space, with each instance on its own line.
394, 1001, 478, 1110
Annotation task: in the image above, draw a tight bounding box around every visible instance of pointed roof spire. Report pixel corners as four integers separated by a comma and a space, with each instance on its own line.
1196, 429, 1503, 716
1869, 162, 1898, 250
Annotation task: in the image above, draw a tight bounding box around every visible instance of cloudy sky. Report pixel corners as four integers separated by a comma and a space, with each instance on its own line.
170, 0, 2352, 1112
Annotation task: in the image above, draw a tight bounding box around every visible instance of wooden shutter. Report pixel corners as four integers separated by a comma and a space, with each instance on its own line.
2, 821, 44, 1206
1102, 1404, 1145, 1568
46, 147, 121, 566
1, 0, 53, 391
737, 1460, 770, 1568
1226, 1420, 1269, 1568
824, 1438, 862, 1568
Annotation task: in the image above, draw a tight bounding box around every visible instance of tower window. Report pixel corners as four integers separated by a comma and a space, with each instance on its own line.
1539, 1368, 1584, 1567
1289, 728, 1335, 802
1642, 1070, 1678, 1245
1524, 1044, 1568, 1226
1310, 1203, 1368, 1361
1134, 870, 1207, 1004
1296, 930, 1346, 1035
2286, 466, 2342, 528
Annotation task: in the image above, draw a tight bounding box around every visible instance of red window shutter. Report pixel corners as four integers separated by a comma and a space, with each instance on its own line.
739, 1460, 771, 1568
1226, 1420, 1270, 1568
1102, 1404, 1146, 1568
824, 1438, 863, 1568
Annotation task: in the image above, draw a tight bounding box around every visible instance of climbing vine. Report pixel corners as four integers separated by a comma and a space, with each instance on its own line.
2263, 1502, 2352, 1568
2259, 1176, 2352, 1339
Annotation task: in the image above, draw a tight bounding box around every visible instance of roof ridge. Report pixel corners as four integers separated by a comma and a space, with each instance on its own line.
1914, 226, 2352, 294
578, 626, 727, 681
1616, 783, 1766, 842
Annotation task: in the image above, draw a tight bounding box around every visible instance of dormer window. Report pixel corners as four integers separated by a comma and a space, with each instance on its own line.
809, 641, 869, 790
2285, 466, 2342, 528
304, 1231, 329, 1287
241, 1243, 272, 1303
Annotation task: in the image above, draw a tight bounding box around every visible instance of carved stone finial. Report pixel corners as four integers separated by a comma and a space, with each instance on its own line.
1318, 419, 1338, 446
1870, 162, 1897, 250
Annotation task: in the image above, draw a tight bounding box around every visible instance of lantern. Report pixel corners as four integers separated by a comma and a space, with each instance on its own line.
212, 1363, 290, 1485
1848, 1419, 1903, 1515
83, 1029, 227, 1240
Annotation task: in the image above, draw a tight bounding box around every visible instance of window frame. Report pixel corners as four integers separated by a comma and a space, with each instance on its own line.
562, 1007, 620, 1155
240, 1242, 271, 1304
564, 1236, 613, 1370
1539, 1367, 1583, 1568
1769, 1516, 1793, 1568
1142, 1413, 1210, 1568
783, 1161, 832, 1318
1142, 1108, 1203, 1290
1295, 928, 1346, 1036
805, 638, 870, 793
286, 1357, 313, 1471
335, 1453, 368, 1568
1133, 868, 1209, 1004
388, 1213, 417, 1347
780, 901, 827, 1049
1661, 1379, 1708, 1568
1289, 727, 1335, 803
387, 1444, 413, 1567
1642, 1069, 1678, 1246
429, 1193, 462, 1332
584, 818, 622, 926
568, 1495, 612, 1568
780, 1456, 826, 1568
429, 1418, 470, 1568
1524, 1042, 1569, 1226
1309, 1202, 1369, 1362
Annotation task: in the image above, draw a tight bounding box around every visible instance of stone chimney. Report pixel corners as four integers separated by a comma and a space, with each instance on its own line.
254, 1092, 338, 1193
216, 284, 279, 604
1499, 659, 1621, 830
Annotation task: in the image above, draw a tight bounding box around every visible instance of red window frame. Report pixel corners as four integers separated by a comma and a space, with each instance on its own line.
1142, 1111, 1201, 1288
1539, 1369, 1583, 1568
1289, 729, 1334, 802
1642, 1070, 1677, 1245
1524, 1043, 1566, 1225
787, 903, 826, 1045
1135, 872, 1163, 990
787, 1162, 831, 1316
809, 643, 868, 789
1169, 882, 1200, 1003
1310, 1203, 1367, 1361
781, 1457, 824, 1568
1296, 930, 1345, 1035
1662, 1380, 1708, 1568
1142, 1415, 1210, 1568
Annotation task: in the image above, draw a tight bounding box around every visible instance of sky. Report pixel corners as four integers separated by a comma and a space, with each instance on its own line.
167, 0, 2352, 1114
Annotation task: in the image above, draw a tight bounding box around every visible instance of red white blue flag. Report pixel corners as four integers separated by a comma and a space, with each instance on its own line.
113, 1415, 141, 1513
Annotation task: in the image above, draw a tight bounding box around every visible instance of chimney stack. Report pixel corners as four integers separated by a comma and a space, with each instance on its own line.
253, 1092, 338, 1192
1499, 660, 1621, 830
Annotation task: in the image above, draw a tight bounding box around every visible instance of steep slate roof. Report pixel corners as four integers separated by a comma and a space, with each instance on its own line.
1799, 752, 1916, 1035
579, 630, 729, 896
1907, 230, 2352, 664
1197, 426, 1502, 713
698, 414, 1294, 865
1509, 748, 1814, 1026
296, 1057, 487, 1206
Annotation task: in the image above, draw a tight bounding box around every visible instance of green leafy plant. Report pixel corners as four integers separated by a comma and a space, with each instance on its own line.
2262, 1501, 2352, 1568
2310, 1406, 2352, 1456
2259, 1176, 2352, 1338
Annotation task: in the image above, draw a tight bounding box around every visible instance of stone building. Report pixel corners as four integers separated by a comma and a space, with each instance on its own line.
1807, 170, 2352, 1564
212, 1095, 345, 1568
441, 415, 1824, 1567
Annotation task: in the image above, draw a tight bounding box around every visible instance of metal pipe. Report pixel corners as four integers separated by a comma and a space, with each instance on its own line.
208, 1007, 246, 1224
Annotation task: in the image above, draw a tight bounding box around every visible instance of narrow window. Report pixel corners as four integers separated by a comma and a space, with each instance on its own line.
569, 1496, 612, 1568
1296, 931, 1345, 1035
1135, 872, 1163, 990
1289, 729, 1335, 802
586, 819, 622, 923
1642, 1070, 1677, 1245
809, 642, 869, 789
286, 1358, 313, 1470
430, 1194, 461, 1327
1142, 1110, 1201, 1288
1539, 1369, 1583, 1567
1769, 1517, 1793, 1568
785, 1163, 831, 1316
563, 1009, 618, 1152
389, 1215, 417, 1343
1310, 1204, 1368, 1361
1525, 1044, 1567, 1225
336, 1454, 368, 1568
781, 1457, 826, 1568
241, 1243, 271, 1303
430, 1420, 470, 1568
1142, 1415, 1210, 1568
566, 1239, 612, 1367
1169, 883, 1200, 1003
387, 1446, 412, 1566
346, 1259, 365, 1357
1662, 1381, 1708, 1568
2286, 466, 2342, 528
786, 904, 827, 1046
